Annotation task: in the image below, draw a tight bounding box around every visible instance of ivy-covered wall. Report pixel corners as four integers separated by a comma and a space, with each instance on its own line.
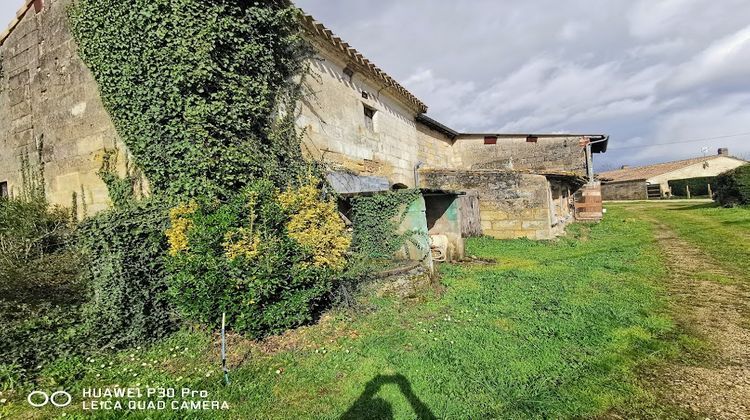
68, 0, 311, 200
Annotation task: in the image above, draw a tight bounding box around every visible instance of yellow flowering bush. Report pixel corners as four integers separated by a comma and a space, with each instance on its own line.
165, 202, 197, 256
278, 178, 351, 271
166, 179, 349, 337
223, 228, 261, 261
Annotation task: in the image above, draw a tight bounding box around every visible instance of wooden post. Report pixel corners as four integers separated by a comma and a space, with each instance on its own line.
686, 184, 691, 199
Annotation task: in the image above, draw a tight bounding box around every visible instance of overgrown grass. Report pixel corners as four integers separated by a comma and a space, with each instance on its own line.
4, 207, 677, 419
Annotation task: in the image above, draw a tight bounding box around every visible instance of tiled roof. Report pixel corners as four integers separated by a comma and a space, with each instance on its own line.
299, 13, 427, 113
1, 2, 428, 113
598, 155, 741, 182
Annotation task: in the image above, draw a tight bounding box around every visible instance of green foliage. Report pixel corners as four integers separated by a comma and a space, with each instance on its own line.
668, 176, 717, 197
9, 205, 691, 419
77, 199, 177, 348
167, 180, 340, 337
0, 196, 83, 384
349, 189, 422, 260
97, 149, 137, 208
715, 163, 750, 206
68, 0, 311, 200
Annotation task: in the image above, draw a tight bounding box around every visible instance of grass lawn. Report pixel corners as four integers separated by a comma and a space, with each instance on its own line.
4, 206, 682, 419
607, 200, 750, 277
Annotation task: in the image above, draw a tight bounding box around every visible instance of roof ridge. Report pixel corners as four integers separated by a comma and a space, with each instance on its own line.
299, 13, 427, 113
601, 155, 718, 175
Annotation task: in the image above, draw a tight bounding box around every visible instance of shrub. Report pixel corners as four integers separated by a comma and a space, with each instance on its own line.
668, 176, 717, 197
0, 197, 83, 384
715, 164, 750, 206
167, 178, 349, 337
77, 199, 177, 348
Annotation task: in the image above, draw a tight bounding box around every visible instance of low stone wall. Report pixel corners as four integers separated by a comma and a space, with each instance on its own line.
601, 180, 647, 200
420, 169, 554, 240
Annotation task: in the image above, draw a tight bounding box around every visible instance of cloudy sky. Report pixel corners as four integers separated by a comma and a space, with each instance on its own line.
3, 1, 749, 169
295, 0, 750, 169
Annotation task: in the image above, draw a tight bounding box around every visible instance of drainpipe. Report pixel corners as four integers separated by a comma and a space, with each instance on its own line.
585, 136, 609, 184
413, 161, 424, 187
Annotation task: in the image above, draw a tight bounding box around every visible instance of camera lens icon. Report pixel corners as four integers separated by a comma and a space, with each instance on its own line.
27, 390, 72, 408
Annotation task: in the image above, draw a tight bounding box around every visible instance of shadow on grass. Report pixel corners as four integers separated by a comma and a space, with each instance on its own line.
341, 374, 437, 420
664, 202, 718, 211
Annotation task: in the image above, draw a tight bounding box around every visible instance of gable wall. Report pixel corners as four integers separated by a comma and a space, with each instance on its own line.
297, 44, 455, 188
0, 0, 127, 215
647, 157, 747, 193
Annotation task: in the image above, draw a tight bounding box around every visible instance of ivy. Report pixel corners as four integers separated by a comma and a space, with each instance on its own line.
350, 189, 422, 260
68, 0, 312, 200
77, 199, 177, 348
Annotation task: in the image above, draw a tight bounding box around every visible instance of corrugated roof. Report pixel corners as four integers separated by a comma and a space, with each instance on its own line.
598, 155, 744, 183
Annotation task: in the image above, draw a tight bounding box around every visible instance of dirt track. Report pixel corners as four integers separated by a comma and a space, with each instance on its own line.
648, 219, 750, 419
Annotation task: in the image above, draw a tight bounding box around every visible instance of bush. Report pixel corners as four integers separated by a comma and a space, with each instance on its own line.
77, 199, 177, 348
0, 197, 83, 384
715, 164, 750, 206
166, 178, 350, 337
668, 176, 717, 197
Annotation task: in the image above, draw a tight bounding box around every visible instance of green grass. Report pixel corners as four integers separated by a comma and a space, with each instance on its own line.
4, 207, 680, 419
607, 201, 750, 279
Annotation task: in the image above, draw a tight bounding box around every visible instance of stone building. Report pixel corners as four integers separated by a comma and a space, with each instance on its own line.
599, 149, 747, 200
0, 0, 609, 259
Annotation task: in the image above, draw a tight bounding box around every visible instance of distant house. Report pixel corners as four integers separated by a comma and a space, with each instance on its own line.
598, 148, 747, 200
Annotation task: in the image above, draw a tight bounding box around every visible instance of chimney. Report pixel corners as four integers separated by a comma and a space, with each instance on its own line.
718, 148, 729, 156
621, 165, 631, 169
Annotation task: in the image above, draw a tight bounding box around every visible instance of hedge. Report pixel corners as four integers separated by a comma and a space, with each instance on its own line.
668, 176, 717, 197
715, 164, 750, 206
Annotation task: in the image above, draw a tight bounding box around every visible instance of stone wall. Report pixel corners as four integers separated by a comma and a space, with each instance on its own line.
297, 41, 455, 188
0, 0, 126, 216
601, 180, 647, 201
420, 169, 554, 240
452, 135, 588, 176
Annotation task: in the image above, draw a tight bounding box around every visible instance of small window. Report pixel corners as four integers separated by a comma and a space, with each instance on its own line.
363, 105, 376, 131
484, 136, 497, 145
0, 182, 8, 199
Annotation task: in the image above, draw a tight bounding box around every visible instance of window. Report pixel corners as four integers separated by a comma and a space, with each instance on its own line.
0, 182, 8, 199
363, 104, 376, 131
484, 136, 497, 145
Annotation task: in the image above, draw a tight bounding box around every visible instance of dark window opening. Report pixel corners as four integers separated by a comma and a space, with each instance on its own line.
363, 105, 376, 131
0, 182, 8, 199
484, 136, 497, 145
361, 91, 369, 100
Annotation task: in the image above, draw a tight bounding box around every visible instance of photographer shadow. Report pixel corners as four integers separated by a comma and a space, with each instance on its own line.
340, 374, 437, 420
